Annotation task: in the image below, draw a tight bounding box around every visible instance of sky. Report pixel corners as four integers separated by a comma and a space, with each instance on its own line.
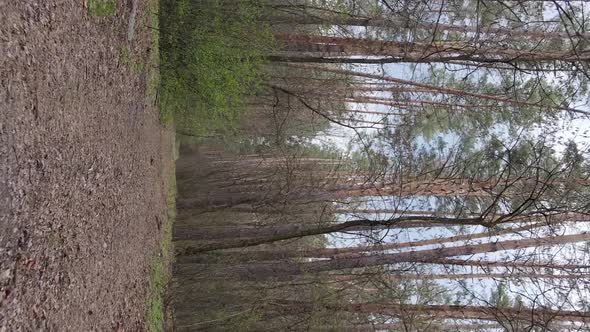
311, 1, 590, 158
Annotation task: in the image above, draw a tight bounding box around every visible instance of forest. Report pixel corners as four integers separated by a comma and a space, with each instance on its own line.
160, 0, 590, 331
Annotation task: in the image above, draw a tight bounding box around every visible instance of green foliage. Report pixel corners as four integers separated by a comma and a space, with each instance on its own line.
562, 140, 585, 175
145, 174, 175, 331
88, 0, 116, 16
160, 0, 275, 135
490, 283, 512, 308
146, 0, 162, 120
145, 258, 165, 332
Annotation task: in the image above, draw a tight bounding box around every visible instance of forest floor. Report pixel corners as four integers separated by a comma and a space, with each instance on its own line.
0, 0, 175, 330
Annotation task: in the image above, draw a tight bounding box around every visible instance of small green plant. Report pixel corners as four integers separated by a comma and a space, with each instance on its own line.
88, 0, 116, 16
120, 45, 144, 74
145, 258, 165, 332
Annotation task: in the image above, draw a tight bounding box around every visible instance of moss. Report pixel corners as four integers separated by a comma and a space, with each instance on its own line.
88, 0, 116, 16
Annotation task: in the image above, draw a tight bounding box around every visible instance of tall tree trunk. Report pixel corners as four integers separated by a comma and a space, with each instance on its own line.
176, 232, 590, 280
174, 215, 489, 252
177, 222, 543, 262
175, 211, 588, 252
272, 300, 590, 323
273, 33, 590, 62
332, 272, 587, 282
278, 63, 589, 116
433, 258, 590, 270
268, 15, 585, 40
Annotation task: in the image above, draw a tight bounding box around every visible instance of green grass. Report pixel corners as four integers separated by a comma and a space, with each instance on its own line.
145, 173, 176, 332
145, 258, 166, 332
145, 0, 169, 125
120, 45, 144, 74
143, 0, 176, 329
159, 0, 275, 136
88, 0, 116, 16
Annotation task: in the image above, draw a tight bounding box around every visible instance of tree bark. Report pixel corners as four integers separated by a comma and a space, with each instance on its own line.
272, 300, 590, 323
278, 63, 590, 116
174, 215, 488, 252
273, 33, 590, 62
268, 15, 585, 40
177, 222, 543, 262
176, 232, 590, 280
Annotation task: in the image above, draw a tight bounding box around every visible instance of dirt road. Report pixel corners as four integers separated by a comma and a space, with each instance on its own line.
0, 0, 172, 330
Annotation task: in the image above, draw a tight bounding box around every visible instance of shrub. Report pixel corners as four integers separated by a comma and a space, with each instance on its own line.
160, 0, 275, 135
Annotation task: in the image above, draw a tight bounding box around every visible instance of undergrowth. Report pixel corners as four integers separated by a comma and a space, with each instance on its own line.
88, 0, 116, 16
145, 172, 176, 332
144, 0, 174, 329
159, 0, 275, 136
146, 0, 162, 117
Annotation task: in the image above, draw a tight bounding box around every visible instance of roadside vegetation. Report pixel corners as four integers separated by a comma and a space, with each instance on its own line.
159, 0, 274, 136
144, 1, 175, 329
147, 0, 161, 117
145, 173, 176, 332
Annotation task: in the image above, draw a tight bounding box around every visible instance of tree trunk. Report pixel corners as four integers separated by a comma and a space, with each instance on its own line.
332, 272, 587, 282
272, 300, 590, 323
177, 222, 543, 262
175, 211, 588, 252
175, 232, 590, 280
268, 15, 585, 41
273, 33, 590, 62
278, 63, 589, 116
174, 215, 488, 252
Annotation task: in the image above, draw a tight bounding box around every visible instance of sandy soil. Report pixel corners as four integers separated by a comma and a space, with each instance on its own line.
0, 0, 173, 330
